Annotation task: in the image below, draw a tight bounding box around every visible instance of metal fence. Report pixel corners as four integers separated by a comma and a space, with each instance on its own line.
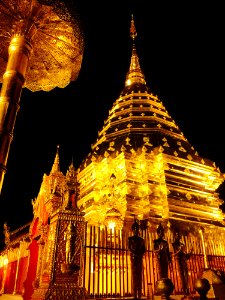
82, 224, 225, 297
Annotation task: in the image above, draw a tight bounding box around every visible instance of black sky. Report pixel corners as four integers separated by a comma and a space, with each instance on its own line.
0, 1, 224, 233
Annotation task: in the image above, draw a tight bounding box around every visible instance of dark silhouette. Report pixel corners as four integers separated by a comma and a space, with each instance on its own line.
194, 278, 210, 300
128, 220, 146, 299
153, 223, 171, 279
172, 231, 192, 295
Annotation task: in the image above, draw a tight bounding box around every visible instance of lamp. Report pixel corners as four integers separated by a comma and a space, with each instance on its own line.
104, 208, 123, 230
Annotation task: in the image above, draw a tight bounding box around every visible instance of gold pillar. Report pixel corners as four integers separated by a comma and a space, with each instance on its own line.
0, 35, 32, 193
199, 228, 208, 269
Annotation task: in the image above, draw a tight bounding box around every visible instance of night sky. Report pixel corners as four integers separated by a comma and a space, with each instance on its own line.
0, 1, 224, 235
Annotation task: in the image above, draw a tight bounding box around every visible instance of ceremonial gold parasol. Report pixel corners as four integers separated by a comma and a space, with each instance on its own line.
0, 0, 84, 193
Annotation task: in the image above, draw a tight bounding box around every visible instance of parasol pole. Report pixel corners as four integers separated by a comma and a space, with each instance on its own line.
0, 34, 34, 193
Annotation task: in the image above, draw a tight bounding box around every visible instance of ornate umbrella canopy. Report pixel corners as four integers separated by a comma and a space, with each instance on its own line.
0, 0, 84, 193
0, 0, 84, 91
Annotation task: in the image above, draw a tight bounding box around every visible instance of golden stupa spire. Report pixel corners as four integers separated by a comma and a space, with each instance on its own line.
50, 145, 60, 174
125, 14, 146, 87
130, 14, 137, 40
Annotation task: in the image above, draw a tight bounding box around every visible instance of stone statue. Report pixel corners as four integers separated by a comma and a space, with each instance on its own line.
172, 231, 192, 295
128, 220, 146, 299
153, 223, 171, 279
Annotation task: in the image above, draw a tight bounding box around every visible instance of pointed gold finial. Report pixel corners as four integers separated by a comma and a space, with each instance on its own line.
130, 14, 137, 40
50, 145, 60, 174
125, 14, 146, 87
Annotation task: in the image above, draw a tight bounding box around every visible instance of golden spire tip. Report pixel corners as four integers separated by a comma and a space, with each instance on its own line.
130, 14, 137, 40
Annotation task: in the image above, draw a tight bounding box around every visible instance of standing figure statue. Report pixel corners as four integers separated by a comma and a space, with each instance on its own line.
128, 220, 146, 299
64, 222, 77, 264
153, 223, 171, 279
172, 231, 192, 296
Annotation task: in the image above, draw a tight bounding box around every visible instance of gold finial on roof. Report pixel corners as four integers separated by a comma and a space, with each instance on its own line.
130, 14, 137, 40
50, 145, 60, 174
125, 14, 146, 87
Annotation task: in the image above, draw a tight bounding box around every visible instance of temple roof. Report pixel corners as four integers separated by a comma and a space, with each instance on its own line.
79, 16, 216, 171
1, 222, 30, 251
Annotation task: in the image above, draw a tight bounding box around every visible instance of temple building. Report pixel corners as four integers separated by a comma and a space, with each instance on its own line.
0, 16, 225, 300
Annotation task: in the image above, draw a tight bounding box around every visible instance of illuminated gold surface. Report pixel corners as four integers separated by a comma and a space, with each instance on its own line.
0, 0, 84, 91
125, 14, 145, 87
